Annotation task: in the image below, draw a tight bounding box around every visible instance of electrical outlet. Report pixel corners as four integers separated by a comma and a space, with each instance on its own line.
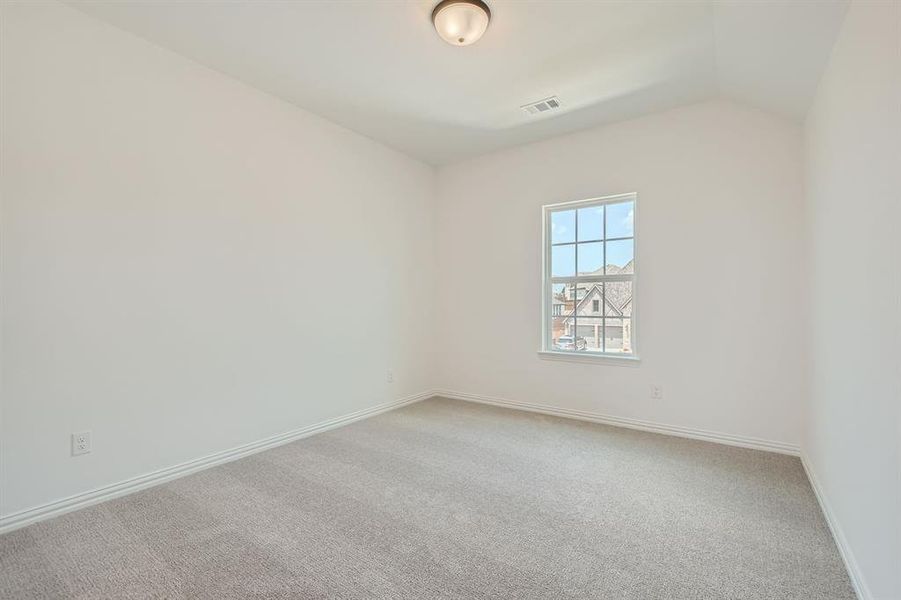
386, 369, 395, 383
650, 384, 663, 400
71, 431, 91, 456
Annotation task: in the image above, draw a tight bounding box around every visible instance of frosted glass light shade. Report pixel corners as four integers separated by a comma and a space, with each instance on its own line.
432, 0, 491, 47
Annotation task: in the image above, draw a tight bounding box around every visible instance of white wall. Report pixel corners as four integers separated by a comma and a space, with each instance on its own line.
435, 100, 806, 447
0, 1, 436, 517
803, 1, 901, 597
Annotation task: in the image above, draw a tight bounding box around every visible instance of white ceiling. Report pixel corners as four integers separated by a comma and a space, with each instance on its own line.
68, 0, 848, 165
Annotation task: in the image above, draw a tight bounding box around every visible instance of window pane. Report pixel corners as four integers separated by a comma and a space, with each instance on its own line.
606, 201, 634, 238
574, 282, 603, 316
551, 316, 570, 349
577, 205, 603, 241
604, 281, 633, 317
551, 210, 575, 244
604, 318, 632, 353
550, 283, 576, 349
577, 317, 603, 352
577, 242, 603, 275
551, 244, 575, 277
573, 283, 591, 302
605, 239, 633, 274
550, 283, 573, 316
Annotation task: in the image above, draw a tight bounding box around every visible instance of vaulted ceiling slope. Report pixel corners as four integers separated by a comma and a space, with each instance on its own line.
67, 0, 848, 165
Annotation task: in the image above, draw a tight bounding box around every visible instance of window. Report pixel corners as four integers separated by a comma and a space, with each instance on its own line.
542, 193, 636, 358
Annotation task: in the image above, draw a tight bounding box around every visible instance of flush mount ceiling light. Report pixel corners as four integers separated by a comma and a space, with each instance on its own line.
431, 0, 491, 47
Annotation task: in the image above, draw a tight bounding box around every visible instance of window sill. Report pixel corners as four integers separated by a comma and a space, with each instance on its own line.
537, 350, 641, 367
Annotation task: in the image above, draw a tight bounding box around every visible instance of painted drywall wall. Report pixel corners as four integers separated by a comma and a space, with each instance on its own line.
0, 1, 436, 517
435, 100, 806, 448
803, 1, 901, 597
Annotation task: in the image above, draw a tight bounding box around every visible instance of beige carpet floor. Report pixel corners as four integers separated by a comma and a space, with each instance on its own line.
0, 397, 854, 599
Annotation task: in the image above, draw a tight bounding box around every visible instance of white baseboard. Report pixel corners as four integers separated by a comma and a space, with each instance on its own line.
434, 389, 801, 456
0, 391, 432, 535
801, 454, 870, 600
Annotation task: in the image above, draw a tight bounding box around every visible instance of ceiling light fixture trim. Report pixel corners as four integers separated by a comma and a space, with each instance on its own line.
431, 0, 491, 47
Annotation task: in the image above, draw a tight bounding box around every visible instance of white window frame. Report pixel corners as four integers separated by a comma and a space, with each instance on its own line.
539, 192, 639, 364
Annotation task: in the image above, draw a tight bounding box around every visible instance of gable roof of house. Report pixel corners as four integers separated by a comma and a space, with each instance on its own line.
568, 284, 632, 319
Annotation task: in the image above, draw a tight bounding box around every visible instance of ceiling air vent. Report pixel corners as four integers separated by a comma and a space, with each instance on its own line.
521, 96, 561, 116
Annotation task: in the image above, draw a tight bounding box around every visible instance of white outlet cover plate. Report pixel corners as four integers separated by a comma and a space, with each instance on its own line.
71, 431, 91, 456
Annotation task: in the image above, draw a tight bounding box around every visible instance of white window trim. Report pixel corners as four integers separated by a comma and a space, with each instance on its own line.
539, 192, 640, 363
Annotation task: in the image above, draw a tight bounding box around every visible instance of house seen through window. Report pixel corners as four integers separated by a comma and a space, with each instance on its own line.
542, 194, 636, 357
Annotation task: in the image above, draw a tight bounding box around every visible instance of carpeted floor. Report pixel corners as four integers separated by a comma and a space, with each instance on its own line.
0, 397, 854, 599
